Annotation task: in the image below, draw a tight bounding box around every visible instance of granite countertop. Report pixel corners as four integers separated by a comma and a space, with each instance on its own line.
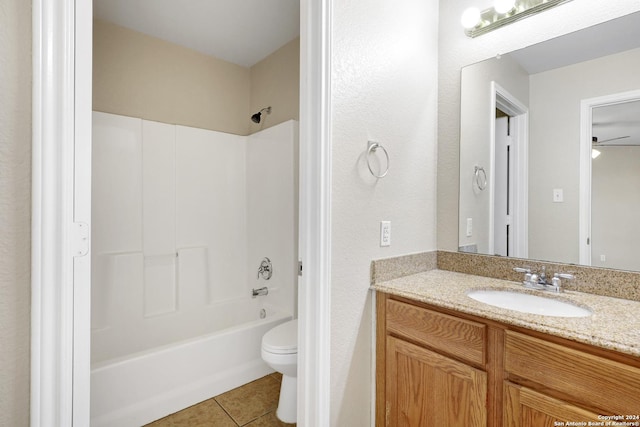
372, 269, 640, 358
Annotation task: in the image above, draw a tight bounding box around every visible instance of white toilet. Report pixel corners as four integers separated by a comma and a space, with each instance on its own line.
261, 319, 297, 423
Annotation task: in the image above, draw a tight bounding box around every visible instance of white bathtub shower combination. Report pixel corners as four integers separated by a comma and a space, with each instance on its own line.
90, 112, 298, 426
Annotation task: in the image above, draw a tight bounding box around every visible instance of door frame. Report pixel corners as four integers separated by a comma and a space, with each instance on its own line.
489, 82, 529, 258
31, 0, 332, 425
578, 89, 640, 266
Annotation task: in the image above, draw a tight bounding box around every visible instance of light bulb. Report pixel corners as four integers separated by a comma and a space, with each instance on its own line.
461, 7, 481, 29
494, 0, 516, 14
592, 149, 601, 159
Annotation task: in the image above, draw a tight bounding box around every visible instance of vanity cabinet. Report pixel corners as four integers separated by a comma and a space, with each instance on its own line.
503, 382, 601, 426
378, 296, 490, 426
376, 292, 640, 427
503, 330, 640, 427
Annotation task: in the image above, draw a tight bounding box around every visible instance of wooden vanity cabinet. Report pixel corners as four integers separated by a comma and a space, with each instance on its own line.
503, 382, 601, 427
377, 294, 493, 427
503, 330, 640, 427
376, 292, 640, 427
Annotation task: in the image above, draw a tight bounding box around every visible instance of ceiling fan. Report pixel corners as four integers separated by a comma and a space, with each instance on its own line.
592, 136, 636, 146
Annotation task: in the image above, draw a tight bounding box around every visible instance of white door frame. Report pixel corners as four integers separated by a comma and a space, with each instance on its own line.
31, 0, 332, 425
489, 82, 529, 258
298, 0, 332, 425
31, 0, 93, 425
579, 89, 640, 266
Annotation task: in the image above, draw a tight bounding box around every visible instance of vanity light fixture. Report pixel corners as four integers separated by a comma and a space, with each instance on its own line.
494, 0, 516, 15
461, 7, 482, 29
462, 0, 574, 38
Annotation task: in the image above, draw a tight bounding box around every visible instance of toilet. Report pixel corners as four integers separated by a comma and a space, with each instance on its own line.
261, 319, 297, 423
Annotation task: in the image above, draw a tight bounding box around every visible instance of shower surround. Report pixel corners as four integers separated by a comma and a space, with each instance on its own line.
90, 112, 298, 426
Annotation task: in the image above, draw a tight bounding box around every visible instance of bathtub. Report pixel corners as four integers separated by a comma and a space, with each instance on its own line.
90, 301, 291, 427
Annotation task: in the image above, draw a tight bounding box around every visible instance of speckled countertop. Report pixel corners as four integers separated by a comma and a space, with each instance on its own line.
372, 269, 640, 358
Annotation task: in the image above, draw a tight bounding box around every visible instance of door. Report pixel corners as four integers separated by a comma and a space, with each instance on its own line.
503, 382, 600, 427
494, 116, 512, 256
386, 336, 487, 427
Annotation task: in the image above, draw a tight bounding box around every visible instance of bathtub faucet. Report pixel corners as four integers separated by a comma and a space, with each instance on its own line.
252, 287, 269, 298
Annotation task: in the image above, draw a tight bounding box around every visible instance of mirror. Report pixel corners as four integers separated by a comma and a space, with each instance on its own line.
459, 11, 640, 272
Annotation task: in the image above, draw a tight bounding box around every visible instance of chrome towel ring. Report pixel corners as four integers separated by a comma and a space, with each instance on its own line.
367, 141, 390, 178
474, 166, 487, 191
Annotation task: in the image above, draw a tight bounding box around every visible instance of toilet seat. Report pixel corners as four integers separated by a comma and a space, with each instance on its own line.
262, 319, 297, 355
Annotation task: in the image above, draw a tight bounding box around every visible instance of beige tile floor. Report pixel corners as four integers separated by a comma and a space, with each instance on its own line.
145, 373, 296, 427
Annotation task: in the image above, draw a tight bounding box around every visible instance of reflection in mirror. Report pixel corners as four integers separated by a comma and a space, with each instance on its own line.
459, 11, 640, 272
589, 97, 640, 271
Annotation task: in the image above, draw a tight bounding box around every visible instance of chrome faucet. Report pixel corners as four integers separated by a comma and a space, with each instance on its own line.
513, 267, 574, 293
252, 287, 269, 298
257, 257, 272, 280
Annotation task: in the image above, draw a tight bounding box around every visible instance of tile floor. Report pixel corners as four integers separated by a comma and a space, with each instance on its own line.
145, 373, 296, 427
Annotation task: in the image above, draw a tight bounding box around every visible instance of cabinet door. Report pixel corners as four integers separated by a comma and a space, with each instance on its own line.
386, 336, 487, 427
504, 382, 601, 427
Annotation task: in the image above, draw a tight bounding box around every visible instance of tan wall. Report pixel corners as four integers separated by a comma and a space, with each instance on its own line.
93, 20, 251, 135
249, 38, 300, 134
0, 0, 32, 425
93, 20, 300, 136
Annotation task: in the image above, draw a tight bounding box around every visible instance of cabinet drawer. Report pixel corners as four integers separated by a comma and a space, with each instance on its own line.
386, 299, 486, 365
505, 331, 640, 414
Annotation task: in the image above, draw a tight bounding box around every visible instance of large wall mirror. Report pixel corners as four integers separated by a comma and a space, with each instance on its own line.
458, 11, 640, 272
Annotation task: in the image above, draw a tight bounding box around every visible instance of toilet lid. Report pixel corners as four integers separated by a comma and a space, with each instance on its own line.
262, 319, 297, 354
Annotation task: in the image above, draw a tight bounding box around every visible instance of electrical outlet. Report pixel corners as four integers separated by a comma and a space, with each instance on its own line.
466, 218, 473, 237
380, 221, 391, 247
553, 188, 564, 203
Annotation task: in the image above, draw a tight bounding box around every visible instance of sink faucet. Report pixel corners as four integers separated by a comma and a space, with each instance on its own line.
513, 267, 574, 293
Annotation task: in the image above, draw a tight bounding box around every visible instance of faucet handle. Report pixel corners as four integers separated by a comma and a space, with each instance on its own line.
550, 272, 574, 293
514, 267, 533, 284
257, 257, 273, 280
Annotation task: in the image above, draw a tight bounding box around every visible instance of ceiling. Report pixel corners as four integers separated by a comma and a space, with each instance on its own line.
509, 11, 640, 74
593, 100, 640, 147
505, 12, 640, 147
93, 0, 300, 68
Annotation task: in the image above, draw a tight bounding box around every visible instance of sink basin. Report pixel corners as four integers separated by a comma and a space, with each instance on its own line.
467, 289, 592, 318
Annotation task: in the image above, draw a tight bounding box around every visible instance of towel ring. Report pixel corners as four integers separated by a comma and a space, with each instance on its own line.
474, 166, 487, 191
367, 142, 390, 178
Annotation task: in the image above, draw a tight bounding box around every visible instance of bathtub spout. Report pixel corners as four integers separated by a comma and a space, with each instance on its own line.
252, 287, 269, 298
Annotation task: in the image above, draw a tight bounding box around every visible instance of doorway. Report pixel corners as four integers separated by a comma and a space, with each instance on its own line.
579, 89, 640, 269
31, 1, 332, 425
490, 82, 529, 258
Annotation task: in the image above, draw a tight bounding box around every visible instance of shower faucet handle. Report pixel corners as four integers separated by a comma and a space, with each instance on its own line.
257, 257, 272, 280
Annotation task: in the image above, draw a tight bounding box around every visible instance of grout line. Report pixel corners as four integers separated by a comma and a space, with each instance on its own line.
213, 397, 241, 426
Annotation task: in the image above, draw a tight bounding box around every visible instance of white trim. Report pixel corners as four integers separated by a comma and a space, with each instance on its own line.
32, 0, 92, 425
490, 82, 529, 258
298, 0, 332, 425
488, 88, 497, 255
72, 0, 93, 424
579, 89, 640, 266
31, 0, 77, 425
